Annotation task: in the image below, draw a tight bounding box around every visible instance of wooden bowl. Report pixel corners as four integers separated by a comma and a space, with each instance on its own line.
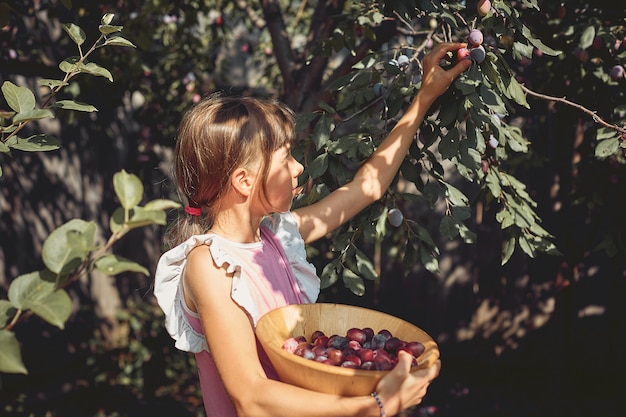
255, 303, 439, 396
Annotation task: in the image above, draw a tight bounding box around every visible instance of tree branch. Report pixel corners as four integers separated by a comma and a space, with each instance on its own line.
521, 84, 626, 136
260, 0, 297, 95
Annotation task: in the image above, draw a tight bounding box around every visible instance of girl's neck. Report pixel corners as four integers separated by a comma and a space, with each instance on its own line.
210, 210, 262, 243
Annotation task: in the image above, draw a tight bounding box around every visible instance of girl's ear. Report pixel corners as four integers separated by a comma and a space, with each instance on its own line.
230, 167, 255, 197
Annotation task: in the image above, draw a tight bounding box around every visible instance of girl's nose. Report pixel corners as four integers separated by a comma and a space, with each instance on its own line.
293, 159, 304, 177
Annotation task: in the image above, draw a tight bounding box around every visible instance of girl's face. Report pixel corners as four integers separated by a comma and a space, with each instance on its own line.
261, 144, 304, 213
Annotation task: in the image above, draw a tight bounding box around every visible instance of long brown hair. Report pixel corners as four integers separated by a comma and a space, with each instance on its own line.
162, 93, 297, 249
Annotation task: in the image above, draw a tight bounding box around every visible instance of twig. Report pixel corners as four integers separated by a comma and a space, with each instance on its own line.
520, 84, 626, 135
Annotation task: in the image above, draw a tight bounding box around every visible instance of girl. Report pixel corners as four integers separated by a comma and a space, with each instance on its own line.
154, 42, 471, 417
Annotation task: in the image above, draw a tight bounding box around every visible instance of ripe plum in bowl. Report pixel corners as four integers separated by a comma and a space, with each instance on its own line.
255, 303, 439, 396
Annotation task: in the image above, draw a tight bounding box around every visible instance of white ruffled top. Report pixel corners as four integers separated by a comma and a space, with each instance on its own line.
153, 211, 320, 353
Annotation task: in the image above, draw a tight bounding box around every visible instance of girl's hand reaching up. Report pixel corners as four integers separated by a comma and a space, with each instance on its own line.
418, 42, 472, 105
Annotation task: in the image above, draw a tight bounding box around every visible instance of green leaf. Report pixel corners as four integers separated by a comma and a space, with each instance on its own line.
513, 41, 534, 59
439, 216, 459, 239
25, 289, 72, 329
8, 271, 51, 308
0, 330, 28, 374
111, 208, 167, 236
0, 299, 16, 328
438, 127, 460, 160
103, 37, 136, 48
342, 268, 365, 296
505, 125, 530, 152
101, 13, 115, 25
38, 79, 69, 90
451, 205, 472, 221
496, 208, 515, 229
595, 137, 619, 159
485, 168, 501, 198
443, 182, 469, 206
403, 241, 418, 272
109, 207, 125, 233
521, 25, 561, 56
61, 23, 86, 46
114, 169, 144, 209
311, 114, 334, 150
505, 76, 530, 109
410, 221, 437, 247
42, 219, 97, 274
502, 235, 516, 265
8, 135, 61, 152
143, 199, 181, 211
307, 153, 329, 180
12, 108, 55, 124
419, 247, 439, 275
99, 24, 123, 35
79, 62, 114, 82
438, 99, 459, 127
320, 260, 340, 289
1, 81, 36, 113
59, 57, 81, 74
578, 26, 596, 50
59, 59, 114, 82
93, 254, 149, 276
353, 248, 377, 281
518, 235, 536, 258
55, 100, 98, 112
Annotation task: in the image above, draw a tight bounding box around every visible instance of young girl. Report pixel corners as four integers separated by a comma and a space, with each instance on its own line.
154, 42, 471, 417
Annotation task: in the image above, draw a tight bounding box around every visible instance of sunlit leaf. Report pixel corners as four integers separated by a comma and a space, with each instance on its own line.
8, 135, 61, 152
419, 247, 440, 274
93, 254, 149, 276
125, 206, 168, 230
79, 62, 114, 82
113, 169, 143, 209
99, 24, 123, 35
578, 25, 596, 50
24, 289, 72, 329
1, 81, 36, 113
55, 100, 97, 112
41, 219, 96, 274
101, 13, 115, 25
502, 235, 516, 265
595, 137, 619, 158
103, 37, 136, 48
443, 182, 469, 206
8, 270, 56, 309
61, 23, 86, 46
143, 199, 181, 211
0, 330, 28, 374
12, 109, 54, 124
37, 79, 69, 90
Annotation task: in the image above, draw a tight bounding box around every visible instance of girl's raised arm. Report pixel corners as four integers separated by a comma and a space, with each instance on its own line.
293, 42, 471, 244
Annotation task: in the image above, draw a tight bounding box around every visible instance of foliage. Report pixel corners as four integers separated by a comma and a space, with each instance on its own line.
0, 13, 180, 375
0, 0, 625, 406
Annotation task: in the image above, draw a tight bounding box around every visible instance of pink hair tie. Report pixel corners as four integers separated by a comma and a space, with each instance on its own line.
184, 206, 202, 216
